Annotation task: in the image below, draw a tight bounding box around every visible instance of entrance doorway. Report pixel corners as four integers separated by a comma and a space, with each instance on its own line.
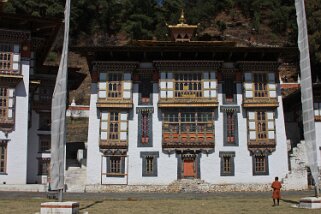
181, 153, 198, 179
183, 159, 195, 177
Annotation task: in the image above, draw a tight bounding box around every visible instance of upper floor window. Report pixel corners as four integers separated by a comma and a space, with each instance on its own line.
107, 73, 122, 98
257, 112, 267, 139
109, 112, 119, 140
0, 88, 8, 120
254, 73, 268, 97
174, 73, 202, 98
39, 135, 51, 153
0, 44, 20, 74
0, 87, 14, 122
226, 112, 235, 143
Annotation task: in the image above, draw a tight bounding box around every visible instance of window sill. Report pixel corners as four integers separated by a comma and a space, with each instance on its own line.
0, 172, 8, 175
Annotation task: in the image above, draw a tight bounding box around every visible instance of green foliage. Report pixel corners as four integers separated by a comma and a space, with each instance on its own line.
3, 0, 321, 68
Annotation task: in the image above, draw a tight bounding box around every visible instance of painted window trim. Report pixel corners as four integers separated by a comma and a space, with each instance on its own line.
220, 106, 240, 146
140, 151, 159, 177
137, 107, 154, 147
219, 151, 235, 176
106, 155, 126, 177
252, 154, 269, 176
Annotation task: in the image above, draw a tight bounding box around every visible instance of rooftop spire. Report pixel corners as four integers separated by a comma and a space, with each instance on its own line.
179, 9, 186, 24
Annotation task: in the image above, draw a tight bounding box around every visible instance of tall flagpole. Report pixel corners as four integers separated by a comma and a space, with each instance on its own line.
50, 0, 71, 202
295, 0, 320, 197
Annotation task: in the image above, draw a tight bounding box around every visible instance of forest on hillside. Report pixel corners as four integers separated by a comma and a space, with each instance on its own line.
3, 0, 321, 70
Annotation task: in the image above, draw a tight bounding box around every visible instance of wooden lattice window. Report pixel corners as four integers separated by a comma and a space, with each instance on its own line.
253, 155, 269, 175
219, 151, 235, 176
141, 152, 159, 177
0, 44, 13, 72
107, 73, 122, 98
0, 141, 7, 173
145, 156, 154, 174
254, 73, 268, 97
257, 112, 267, 139
226, 112, 235, 143
0, 88, 8, 120
174, 73, 202, 98
38, 158, 50, 175
141, 112, 149, 143
106, 156, 125, 177
39, 135, 50, 153
109, 112, 119, 140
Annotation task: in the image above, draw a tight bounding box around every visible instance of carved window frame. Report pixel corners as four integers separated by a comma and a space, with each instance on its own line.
253, 154, 269, 176
140, 152, 159, 177
219, 152, 235, 176
174, 72, 203, 98
220, 106, 240, 146
137, 107, 153, 147
106, 155, 125, 177
253, 73, 268, 98
0, 87, 15, 123
108, 112, 120, 141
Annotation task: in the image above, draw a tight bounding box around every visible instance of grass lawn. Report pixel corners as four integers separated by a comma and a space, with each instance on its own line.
0, 194, 320, 214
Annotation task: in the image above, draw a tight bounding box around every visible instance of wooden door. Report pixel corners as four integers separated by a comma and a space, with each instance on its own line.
183, 160, 195, 177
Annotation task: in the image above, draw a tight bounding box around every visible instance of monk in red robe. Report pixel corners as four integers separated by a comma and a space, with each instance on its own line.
271, 177, 282, 206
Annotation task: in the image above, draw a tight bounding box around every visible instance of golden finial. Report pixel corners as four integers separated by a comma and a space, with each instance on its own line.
179, 9, 186, 24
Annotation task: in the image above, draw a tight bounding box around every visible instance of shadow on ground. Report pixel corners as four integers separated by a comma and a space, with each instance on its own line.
80, 200, 103, 210
281, 198, 299, 205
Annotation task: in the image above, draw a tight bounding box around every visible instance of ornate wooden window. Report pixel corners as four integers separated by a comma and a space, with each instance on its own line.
38, 158, 50, 175
39, 135, 50, 153
107, 73, 122, 98
137, 107, 153, 147
0, 141, 7, 173
162, 109, 214, 144
254, 73, 268, 97
0, 87, 8, 120
141, 152, 159, 177
221, 106, 239, 146
256, 111, 267, 139
106, 156, 125, 177
253, 155, 269, 175
174, 73, 202, 98
109, 112, 119, 140
219, 152, 235, 176
248, 111, 275, 145
0, 43, 20, 74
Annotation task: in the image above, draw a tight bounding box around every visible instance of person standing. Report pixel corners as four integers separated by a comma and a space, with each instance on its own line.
271, 177, 282, 206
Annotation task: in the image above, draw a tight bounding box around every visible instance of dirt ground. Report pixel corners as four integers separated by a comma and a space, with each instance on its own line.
0, 191, 320, 214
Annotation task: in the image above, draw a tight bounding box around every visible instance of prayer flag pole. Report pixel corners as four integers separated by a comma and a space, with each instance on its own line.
50, 0, 71, 202
295, 0, 320, 198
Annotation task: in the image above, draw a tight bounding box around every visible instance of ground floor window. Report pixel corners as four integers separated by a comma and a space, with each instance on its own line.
219, 152, 235, 176
106, 156, 125, 177
140, 152, 159, 177
253, 154, 269, 175
0, 141, 7, 173
38, 158, 50, 175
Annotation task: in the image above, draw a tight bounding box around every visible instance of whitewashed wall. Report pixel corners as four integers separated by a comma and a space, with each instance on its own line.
315, 122, 321, 167
86, 83, 101, 184
0, 61, 29, 184
127, 83, 177, 185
